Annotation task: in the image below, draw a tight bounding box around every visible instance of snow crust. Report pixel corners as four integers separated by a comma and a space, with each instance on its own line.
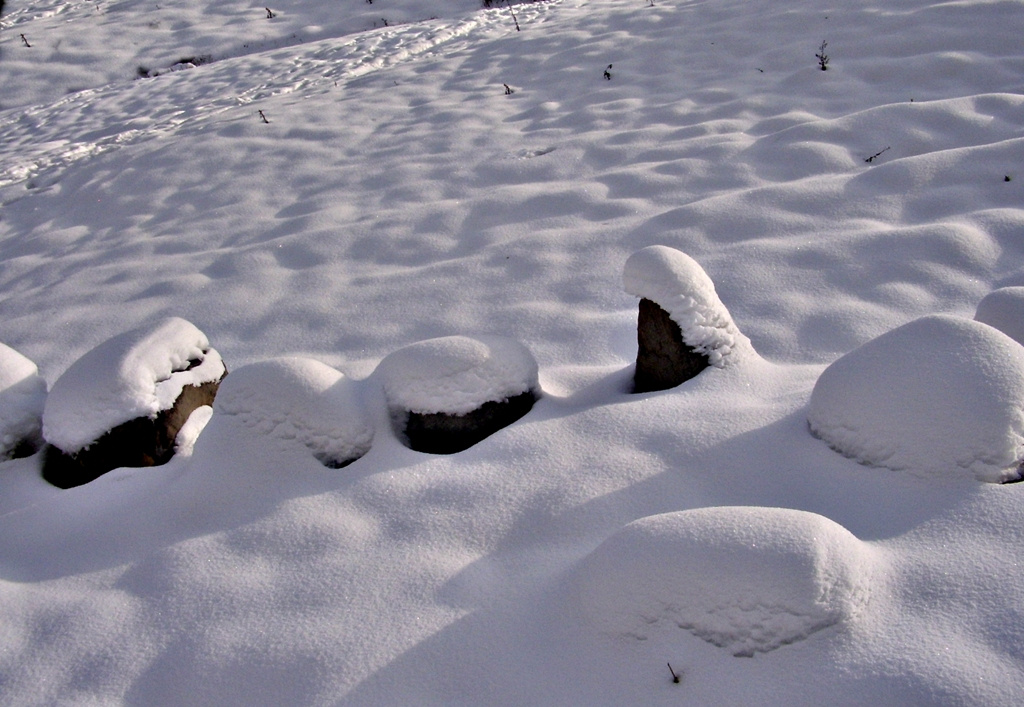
211, 357, 372, 468
375, 335, 539, 415
623, 246, 754, 367
578, 507, 874, 656
809, 314, 1024, 482
0, 343, 47, 459
41, 317, 225, 454
975, 287, 1024, 346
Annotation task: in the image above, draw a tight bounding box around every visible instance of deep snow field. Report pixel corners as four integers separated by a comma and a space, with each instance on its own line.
3, 0, 1024, 704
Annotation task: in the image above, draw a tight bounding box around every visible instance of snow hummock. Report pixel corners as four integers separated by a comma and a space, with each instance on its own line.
211, 357, 372, 468
623, 246, 754, 367
577, 507, 874, 657
975, 287, 1024, 347
0, 343, 47, 459
809, 314, 1024, 482
374, 335, 539, 415
41, 317, 225, 454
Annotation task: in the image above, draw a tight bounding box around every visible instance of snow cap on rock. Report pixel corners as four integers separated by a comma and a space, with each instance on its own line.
577, 507, 873, 656
623, 245, 753, 366
0, 342, 47, 459
375, 335, 539, 416
212, 357, 372, 468
809, 314, 1024, 482
42, 317, 225, 454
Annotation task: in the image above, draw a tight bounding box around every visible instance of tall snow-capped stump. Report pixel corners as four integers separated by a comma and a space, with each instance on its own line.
808, 314, 1024, 483
623, 246, 753, 393
41, 317, 226, 488
375, 335, 539, 454
0, 342, 47, 460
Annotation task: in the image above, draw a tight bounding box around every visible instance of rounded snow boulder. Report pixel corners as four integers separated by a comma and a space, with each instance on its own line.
577, 507, 873, 657
623, 246, 753, 393
211, 357, 372, 468
809, 314, 1024, 483
41, 317, 226, 488
375, 335, 539, 454
0, 342, 47, 460
975, 287, 1024, 346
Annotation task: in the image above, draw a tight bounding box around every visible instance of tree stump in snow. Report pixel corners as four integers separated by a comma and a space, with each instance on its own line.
40, 317, 227, 489
633, 298, 709, 394
403, 390, 538, 454
375, 335, 539, 454
42, 379, 221, 489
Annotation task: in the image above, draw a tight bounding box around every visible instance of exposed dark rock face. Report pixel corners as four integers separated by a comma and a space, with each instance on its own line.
402, 390, 537, 454
633, 298, 709, 393
42, 378, 222, 489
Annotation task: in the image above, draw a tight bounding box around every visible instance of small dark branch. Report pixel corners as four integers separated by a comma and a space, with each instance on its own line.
667, 662, 682, 684
265, 7, 275, 19
816, 40, 829, 71
258, 110, 270, 124
21, 33, 32, 47
504, 83, 515, 95
507, 1, 520, 31
603, 64, 613, 80
864, 146, 891, 163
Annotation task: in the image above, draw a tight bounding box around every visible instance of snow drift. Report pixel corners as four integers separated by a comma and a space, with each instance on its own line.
577, 507, 875, 657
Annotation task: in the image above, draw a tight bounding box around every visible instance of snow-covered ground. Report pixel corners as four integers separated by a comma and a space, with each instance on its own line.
2, 0, 1024, 703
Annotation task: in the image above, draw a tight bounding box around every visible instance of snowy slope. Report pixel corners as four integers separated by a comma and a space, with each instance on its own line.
2, 0, 1024, 704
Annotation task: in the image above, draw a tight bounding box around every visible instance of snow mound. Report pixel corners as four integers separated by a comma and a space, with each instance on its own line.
42, 318, 225, 454
0, 343, 47, 459
212, 358, 372, 468
374, 335, 539, 415
578, 507, 873, 657
622, 246, 754, 367
975, 287, 1024, 347
809, 314, 1024, 482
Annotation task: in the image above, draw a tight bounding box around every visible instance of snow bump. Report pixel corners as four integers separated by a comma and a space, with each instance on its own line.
212, 357, 373, 469
577, 507, 873, 657
809, 314, 1024, 482
0, 343, 47, 459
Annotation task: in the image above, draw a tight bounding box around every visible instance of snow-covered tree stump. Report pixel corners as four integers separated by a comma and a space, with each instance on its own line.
375, 335, 539, 454
0, 342, 47, 460
41, 318, 226, 488
623, 246, 752, 393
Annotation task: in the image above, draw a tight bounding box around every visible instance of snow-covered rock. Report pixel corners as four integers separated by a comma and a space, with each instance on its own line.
809, 314, 1024, 482
42, 317, 225, 455
375, 335, 539, 453
975, 287, 1024, 346
375, 335, 538, 416
0, 343, 47, 460
577, 507, 874, 657
623, 246, 754, 369
211, 357, 372, 468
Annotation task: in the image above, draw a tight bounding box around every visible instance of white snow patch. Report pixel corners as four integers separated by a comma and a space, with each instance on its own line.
211, 357, 372, 468
374, 335, 539, 416
578, 507, 874, 657
623, 246, 754, 367
41, 317, 225, 454
0, 343, 47, 459
809, 314, 1024, 482
975, 287, 1024, 347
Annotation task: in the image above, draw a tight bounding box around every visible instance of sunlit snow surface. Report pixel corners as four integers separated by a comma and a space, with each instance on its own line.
3, 0, 1024, 704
